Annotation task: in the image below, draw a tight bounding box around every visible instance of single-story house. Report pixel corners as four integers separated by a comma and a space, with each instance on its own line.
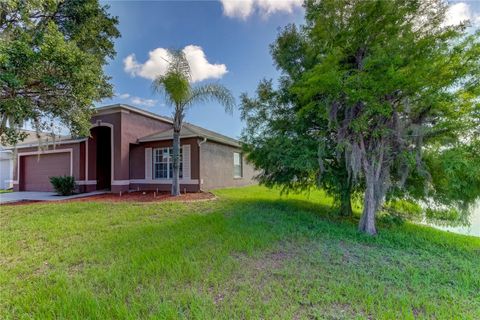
11, 104, 256, 193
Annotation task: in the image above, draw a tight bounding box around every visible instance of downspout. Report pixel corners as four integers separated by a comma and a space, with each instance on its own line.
197, 137, 207, 192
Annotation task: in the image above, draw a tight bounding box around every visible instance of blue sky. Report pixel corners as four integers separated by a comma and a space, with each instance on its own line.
99, 0, 480, 139
100, 0, 304, 139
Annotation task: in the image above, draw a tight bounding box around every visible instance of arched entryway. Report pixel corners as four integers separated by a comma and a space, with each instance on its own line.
90, 126, 112, 190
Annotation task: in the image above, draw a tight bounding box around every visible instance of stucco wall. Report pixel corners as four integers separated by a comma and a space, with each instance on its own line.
90, 109, 172, 192
199, 141, 257, 190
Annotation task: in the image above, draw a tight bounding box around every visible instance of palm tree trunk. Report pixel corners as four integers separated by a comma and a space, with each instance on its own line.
171, 110, 182, 196
171, 129, 181, 196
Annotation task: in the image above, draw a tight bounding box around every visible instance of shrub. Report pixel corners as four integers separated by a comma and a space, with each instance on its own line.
50, 176, 76, 196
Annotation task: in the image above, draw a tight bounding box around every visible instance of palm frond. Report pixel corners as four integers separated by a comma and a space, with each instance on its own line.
186, 83, 235, 114
152, 72, 190, 108
152, 48, 192, 108
167, 49, 191, 81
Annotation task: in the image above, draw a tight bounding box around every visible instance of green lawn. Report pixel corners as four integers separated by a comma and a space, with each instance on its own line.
1, 186, 479, 319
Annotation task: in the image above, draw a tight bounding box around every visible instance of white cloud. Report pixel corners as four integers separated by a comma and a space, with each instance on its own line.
123, 55, 142, 76
220, 0, 302, 19
117, 93, 130, 99
130, 97, 157, 108
221, 0, 254, 19
123, 45, 228, 83
117, 92, 157, 108
445, 2, 480, 26
183, 45, 228, 82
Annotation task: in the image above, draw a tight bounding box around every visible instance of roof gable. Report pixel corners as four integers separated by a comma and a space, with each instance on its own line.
96, 104, 241, 147
138, 123, 240, 147
94, 104, 173, 125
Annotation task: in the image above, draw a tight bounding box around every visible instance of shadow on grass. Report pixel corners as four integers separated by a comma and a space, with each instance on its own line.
3, 193, 480, 319
97, 195, 478, 282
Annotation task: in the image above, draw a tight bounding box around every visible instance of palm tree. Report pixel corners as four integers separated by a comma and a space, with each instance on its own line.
152, 49, 235, 196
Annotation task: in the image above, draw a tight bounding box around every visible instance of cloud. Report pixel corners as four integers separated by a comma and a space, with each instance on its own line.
130, 97, 157, 108
445, 2, 480, 26
117, 93, 130, 99
123, 45, 228, 83
221, 0, 254, 19
220, 0, 302, 19
117, 93, 157, 108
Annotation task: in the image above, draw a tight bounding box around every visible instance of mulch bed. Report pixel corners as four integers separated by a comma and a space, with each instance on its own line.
1, 191, 216, 206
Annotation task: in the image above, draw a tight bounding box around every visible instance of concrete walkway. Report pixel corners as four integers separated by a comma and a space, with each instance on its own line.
0, 191, 108, 204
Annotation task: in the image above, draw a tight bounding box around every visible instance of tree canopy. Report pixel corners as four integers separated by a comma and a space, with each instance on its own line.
241, 0, 480, 234
0, 0, 120, 145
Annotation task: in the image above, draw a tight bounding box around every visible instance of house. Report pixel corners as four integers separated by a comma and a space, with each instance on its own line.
0, 148, 13, 190
11, 104, 257, 193
1, 130, 68, 190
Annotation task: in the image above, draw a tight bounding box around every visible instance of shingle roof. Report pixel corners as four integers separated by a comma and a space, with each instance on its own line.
100, 104, 241, 147
6, 104, 242, 149
138, 122, 240, 147
3, 130, 74, 149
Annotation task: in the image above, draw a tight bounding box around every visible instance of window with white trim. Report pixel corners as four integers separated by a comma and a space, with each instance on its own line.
153, 147, 182, 179
233, 152, 243, 178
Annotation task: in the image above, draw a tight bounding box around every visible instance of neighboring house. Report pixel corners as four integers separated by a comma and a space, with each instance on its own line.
0, 148, 13, 190
11, 104, 256, 193
1, 130, 67, 190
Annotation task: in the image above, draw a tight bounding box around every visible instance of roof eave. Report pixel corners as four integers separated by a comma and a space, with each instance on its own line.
95, 104, 173, 124
138, 135, 198, 143
138, 135, 240, 148
5, 138, 87, 150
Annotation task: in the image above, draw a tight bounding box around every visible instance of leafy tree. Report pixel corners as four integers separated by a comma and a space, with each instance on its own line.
242, 0, 480, 234
152, 50, 235, 196
241, 79, 356, 216
0, 0, 119, 145
241, 24, 360, 217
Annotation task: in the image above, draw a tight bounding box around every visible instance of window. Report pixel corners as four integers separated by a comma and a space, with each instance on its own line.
153, 147, 182, 179
233, 152, 242, 178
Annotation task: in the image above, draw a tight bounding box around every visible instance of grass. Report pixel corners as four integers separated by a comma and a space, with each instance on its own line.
0, 189, 12, 194
1, 186, 479, 319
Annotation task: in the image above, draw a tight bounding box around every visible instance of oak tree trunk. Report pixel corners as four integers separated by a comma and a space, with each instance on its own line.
359, 171, 377, 235
339, 176, 353, 217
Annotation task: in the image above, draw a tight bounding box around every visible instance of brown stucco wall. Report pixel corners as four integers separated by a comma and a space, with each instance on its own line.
90, 112, 123, 181
90, 109, 172, 192
199, 141, 257, 190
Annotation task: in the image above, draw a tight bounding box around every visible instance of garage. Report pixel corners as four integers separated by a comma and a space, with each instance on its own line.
19, 152, 71, 191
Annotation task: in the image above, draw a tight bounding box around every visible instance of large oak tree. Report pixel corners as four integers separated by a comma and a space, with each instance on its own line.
241, 0, 480, 234
0, 0, 120, 145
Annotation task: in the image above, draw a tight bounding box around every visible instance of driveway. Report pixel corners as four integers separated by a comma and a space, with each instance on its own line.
0, 191, 108, 204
